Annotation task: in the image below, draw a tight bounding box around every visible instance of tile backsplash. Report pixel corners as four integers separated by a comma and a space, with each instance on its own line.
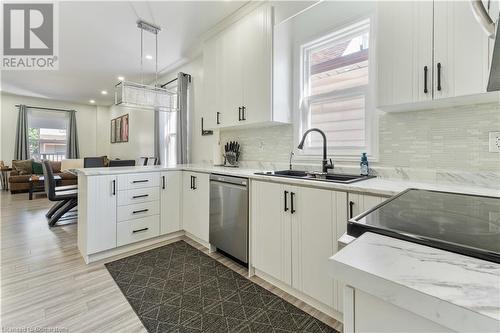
378, 102, 500, 172
219, 102, 500, 185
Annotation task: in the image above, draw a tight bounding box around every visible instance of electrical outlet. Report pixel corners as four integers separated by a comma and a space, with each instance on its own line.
489, 131, 500, 153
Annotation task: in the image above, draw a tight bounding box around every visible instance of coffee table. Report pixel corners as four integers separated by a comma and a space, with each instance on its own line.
28, 175, 61, 200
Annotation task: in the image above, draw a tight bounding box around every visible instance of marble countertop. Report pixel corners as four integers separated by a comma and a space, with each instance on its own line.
330, 232, 500, 332
75, 164, 500, 198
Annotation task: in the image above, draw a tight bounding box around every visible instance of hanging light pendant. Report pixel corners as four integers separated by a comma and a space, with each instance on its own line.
115, 20, 177, 112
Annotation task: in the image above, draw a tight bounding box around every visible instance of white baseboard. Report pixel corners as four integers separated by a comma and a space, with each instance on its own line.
254, 268, 343, 324
84, 231, 185, 264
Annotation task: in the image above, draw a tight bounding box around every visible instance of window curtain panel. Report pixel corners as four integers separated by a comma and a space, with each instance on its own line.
177, 72, 191, 164
66, 110, 80, 158
14, 104, 29, 160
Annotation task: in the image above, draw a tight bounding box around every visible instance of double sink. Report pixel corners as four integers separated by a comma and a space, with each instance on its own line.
255, 170, 374, 184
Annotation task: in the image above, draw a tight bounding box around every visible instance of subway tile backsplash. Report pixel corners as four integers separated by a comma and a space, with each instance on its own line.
219, 102, 500, 186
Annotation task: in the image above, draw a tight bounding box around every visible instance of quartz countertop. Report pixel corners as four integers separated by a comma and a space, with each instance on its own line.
330, 232, 500, 332
75, 164, 500, 198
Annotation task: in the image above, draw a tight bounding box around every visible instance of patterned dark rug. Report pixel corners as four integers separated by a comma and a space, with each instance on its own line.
105, 241, 339, 333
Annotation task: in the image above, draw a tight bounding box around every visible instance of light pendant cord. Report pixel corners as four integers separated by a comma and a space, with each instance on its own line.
140, 28, 144, 85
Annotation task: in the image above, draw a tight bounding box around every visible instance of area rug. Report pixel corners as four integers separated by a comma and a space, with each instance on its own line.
105, 240, 339, 333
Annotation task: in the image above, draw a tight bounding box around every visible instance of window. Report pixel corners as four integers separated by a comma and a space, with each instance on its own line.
158, 82, 178, 166
299, 18, 374, 158
28, 110, 68, 161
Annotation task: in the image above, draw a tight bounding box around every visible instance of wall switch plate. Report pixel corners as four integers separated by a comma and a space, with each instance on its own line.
489, 131, 500, 153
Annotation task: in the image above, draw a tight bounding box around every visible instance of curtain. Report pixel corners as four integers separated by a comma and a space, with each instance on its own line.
14, 105, 29, 160
66, 110, 80, 158
177, 72, 191, 164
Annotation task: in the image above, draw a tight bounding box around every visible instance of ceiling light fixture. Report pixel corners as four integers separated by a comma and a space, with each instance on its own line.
117, 76, 125, 81
114, 20, 176, 112
89, 99, 95, 104
101, 90, 108, 95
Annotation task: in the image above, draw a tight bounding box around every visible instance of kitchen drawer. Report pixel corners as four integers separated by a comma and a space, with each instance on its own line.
117, 201, 160, 222
117, 187, 159, 206
117, 215, 160, 247
117, 173, 159, 190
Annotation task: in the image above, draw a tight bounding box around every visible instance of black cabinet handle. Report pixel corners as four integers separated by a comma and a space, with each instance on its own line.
423, 66, 428, 94
284, 191, 289, 212
190, 176, 193, 189
216, 112, 220, 125
349, 201, 354, 219
132, 194, 149, 199
238, 107, 242, 121
241, 106, 246, 120
132, 227, 149, 234
192, 176, 197, 190
132, 209, 149, 214
437, 63, 442, 91
112, 180, 116, 196
132, 179, 149, 184
162, 175, 165, 189
290, 192, 296, 214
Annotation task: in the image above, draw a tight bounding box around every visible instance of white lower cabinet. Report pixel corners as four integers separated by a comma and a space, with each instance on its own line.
117, 215, 160, 247
160, 171, 182, 235
251, 180, 347, 313
79, 174, 118, 254
348, 193, 388, 221
182, 171, 210, 243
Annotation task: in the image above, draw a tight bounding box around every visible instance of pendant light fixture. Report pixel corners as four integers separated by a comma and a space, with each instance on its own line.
115, 20, 177, 112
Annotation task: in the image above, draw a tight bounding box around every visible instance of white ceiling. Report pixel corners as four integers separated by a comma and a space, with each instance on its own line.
0, 1, 247, 106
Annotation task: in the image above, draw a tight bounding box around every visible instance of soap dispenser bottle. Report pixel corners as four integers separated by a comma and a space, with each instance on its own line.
360, 153, 369, 176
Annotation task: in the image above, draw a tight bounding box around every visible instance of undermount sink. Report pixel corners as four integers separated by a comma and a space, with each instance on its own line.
256, 170, 375, 184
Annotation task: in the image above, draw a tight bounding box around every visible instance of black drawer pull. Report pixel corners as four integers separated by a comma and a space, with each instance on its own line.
132, 209, 149, 214
284, 191, 289, 212
132, 194, 149, 199
349, 201, 354, 219
132, 179, 149, 183
238, 107, 242, 121
241, 106, 246, 120
112, 179, 116, 196
162, 175, 165, 189
216, 112, 220, 125
132, 227, 149, 234
423, 66, 428, 94
437, 62, 442, 91
290, 192, 296, 214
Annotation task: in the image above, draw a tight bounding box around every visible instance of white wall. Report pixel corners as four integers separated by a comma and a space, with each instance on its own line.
158, 56, 218, 164
0, 92, 99, 163
106, 105, 155, 160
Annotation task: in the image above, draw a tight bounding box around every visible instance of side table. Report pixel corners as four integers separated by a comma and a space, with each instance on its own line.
1, 167, 12, 191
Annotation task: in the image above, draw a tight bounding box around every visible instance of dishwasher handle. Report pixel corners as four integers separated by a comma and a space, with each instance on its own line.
210, 174, 247, 187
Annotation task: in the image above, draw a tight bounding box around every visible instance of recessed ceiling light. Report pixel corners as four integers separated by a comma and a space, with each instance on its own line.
145, 54, 153, 60
101, 90, 108, 95
117, 76, 125, 81
89, 99, 95, 104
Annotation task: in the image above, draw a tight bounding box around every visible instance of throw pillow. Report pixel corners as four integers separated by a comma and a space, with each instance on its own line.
50, 161, 62, 173
12, 159, 33, 175
32, 161, 44, 175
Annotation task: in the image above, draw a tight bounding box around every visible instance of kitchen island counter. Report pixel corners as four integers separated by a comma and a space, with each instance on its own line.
329, 232, 500, 332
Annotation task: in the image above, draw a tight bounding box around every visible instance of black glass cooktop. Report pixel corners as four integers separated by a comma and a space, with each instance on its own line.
347, 189, 500, 263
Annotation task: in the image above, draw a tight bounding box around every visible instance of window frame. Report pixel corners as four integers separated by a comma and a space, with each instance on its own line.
294, 16, 378, 162
27, 110, 69, 161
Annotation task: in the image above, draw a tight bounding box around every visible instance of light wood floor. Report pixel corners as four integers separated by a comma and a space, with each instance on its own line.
0, 191, 343, 332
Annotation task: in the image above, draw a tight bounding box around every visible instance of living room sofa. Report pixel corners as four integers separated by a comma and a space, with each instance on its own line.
9, 160, 78, 194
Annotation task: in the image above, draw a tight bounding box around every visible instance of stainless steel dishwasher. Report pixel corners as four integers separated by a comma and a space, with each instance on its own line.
209, 174, 248, 264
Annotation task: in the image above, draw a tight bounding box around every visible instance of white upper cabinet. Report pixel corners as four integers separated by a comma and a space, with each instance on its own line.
376, 0, 495, 110
433, 0, 490, 100
376, 1, 434, 108
203, 5, 287, 129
